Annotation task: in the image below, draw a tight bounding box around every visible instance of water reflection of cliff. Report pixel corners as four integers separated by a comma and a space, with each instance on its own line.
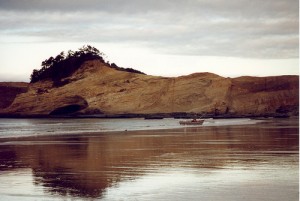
0, 121, 298, 198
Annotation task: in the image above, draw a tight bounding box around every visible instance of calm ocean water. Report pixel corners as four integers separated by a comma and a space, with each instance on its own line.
0, 118, 259, 138
0, 118, 298, 201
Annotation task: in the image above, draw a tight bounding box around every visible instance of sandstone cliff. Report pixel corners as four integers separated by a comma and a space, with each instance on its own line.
0, 59, 298, 117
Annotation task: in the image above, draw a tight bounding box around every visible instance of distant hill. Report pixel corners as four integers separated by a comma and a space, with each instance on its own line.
0, 82, 28, 109
0, 51, 298, 118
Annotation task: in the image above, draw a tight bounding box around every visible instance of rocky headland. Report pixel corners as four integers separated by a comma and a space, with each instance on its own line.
0, 48, 298, 118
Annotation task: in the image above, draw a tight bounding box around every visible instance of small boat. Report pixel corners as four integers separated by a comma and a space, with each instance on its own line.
179, 119, 205, 125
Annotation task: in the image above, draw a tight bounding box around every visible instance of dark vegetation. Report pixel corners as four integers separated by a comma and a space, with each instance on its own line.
30, 45, 145, 84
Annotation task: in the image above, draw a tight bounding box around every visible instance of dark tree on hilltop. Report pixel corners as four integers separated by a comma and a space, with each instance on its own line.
30, 45, 145, 84
30, 45, 105, 83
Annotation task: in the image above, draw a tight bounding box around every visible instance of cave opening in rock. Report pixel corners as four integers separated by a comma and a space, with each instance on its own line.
49, 104, 82, 115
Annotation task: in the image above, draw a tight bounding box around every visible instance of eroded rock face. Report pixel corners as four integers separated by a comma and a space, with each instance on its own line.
229, 76, 299, 116
0, 60, 298, 117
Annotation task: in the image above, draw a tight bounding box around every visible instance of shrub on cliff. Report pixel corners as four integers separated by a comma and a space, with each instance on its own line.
30, 45, 145, 83
30, 45, 104, 83
109, 63, 146, 75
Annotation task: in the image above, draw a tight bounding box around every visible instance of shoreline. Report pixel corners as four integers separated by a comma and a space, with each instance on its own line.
0, 112, 295, 119
1, 117, 295, 142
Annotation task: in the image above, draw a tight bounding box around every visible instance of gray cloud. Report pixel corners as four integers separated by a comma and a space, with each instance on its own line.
0, 0, 298, 20
0, 0, 298, 58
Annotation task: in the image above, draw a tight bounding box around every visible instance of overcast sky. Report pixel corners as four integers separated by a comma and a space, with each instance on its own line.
0, 0, 298, 81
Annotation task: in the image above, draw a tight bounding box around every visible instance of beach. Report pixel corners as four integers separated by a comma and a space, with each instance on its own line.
0, 118, 298, 200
